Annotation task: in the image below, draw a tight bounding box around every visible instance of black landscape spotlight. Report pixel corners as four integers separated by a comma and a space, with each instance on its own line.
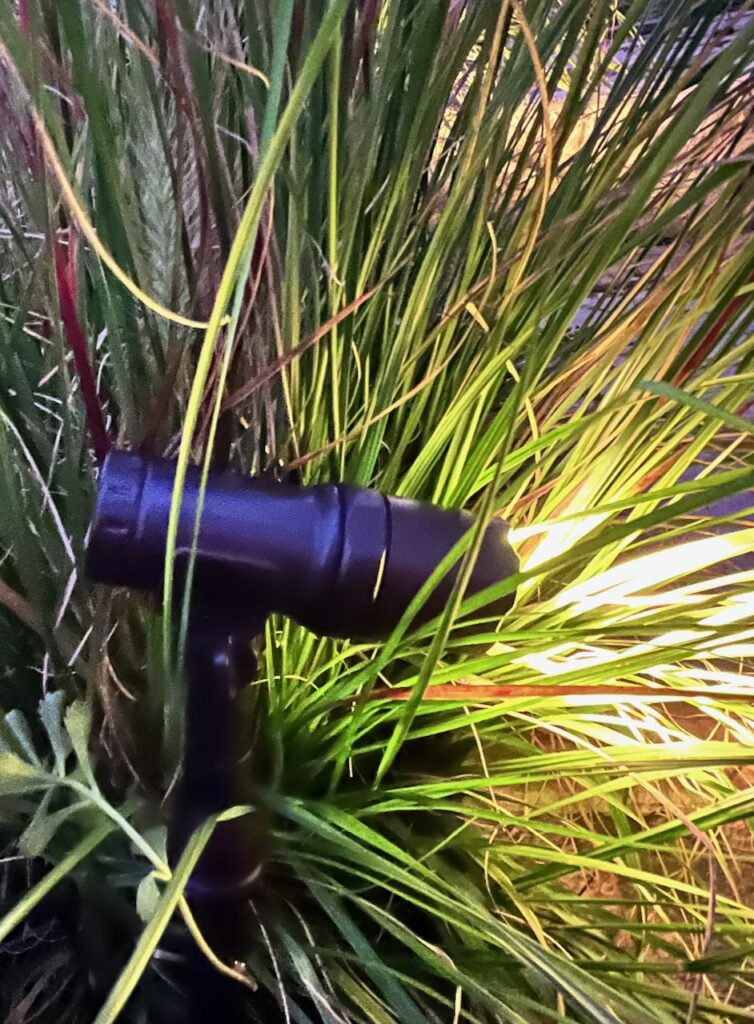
85, 449, 518, 1019
86, 449, 518, 642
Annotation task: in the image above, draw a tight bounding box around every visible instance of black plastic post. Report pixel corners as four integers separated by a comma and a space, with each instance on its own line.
165, 602, 261, 1023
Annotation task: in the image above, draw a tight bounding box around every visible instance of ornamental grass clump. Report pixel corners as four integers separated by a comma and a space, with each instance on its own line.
1, 2, 754, 1021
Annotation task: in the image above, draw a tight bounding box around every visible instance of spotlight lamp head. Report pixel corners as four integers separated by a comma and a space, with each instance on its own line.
86, 450, 518, 640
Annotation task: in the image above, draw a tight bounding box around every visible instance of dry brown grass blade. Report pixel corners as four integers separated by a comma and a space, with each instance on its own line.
0, 577, 40, 633
365, 683, 754, 703
222, 283, 380, 413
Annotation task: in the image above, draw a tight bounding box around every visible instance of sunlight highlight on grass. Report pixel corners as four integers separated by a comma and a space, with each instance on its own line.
504, 527, 754, 690
553, 530, 754, 611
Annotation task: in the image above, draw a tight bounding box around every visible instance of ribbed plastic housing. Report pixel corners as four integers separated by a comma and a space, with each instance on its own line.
86, 450, 518, 640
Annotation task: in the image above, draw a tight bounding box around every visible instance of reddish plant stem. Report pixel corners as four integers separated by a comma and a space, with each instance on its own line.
18, 0, 30, 33
54, 242, 110, 463
673, 270, 754, 386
